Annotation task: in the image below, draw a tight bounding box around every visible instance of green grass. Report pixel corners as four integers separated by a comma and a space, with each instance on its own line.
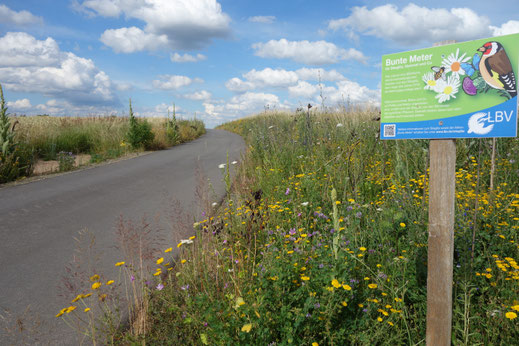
57, 109, 519, 344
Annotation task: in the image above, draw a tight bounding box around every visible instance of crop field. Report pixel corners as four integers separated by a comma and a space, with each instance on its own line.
56, 109, 518, 344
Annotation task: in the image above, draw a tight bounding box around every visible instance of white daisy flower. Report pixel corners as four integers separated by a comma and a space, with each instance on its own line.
218, 163, 226, 169
435, 75, 460, 103
422, 72, 441, 92
336, 123, 344, 127
442, 48, 470, 79
231, 160, 238, 165
301, 202, 309, 206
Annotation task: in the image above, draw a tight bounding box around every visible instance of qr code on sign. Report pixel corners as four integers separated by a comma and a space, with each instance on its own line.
384, 124, 396, 137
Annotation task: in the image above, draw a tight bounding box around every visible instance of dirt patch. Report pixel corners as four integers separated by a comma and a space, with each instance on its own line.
33, 154, 92, 175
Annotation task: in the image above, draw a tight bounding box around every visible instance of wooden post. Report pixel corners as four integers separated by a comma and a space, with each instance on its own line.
426, 139, 456, 345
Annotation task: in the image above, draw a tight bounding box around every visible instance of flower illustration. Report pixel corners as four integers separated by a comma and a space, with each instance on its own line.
442, 48, 470, 79
422, 72, 441, 91
435, 75, 460, 103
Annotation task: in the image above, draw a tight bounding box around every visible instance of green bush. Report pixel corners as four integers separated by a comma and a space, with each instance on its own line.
127, 99, 155, 149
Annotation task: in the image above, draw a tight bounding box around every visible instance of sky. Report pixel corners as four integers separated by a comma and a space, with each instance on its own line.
1, 0, 519, 128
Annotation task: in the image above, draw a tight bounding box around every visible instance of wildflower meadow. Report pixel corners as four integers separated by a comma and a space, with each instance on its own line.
57, 108, 518, 344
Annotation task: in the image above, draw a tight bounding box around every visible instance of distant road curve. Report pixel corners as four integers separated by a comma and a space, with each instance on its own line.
0, 129, 245, 345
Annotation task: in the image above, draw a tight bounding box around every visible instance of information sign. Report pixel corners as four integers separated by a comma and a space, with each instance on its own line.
381, 34, 519, 139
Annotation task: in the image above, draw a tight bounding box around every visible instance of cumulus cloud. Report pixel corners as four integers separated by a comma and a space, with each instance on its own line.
79, 0, 230, 52
0, 32, 116, 106
288, 81, 320, 99
152, 75, 202, 90
225, 77, 255, 93
181, 90, 212, 100
204, 92, 281, 119
328, 4, 492, 46
491, 20, 519, 36
248, 16, 275, 24
7, 98, 32, 111
226, 67, 346, 94
170, 52, 207, 63
0, 5, 42, 26
295, 68, 345, 82
252, 39, 367, 65
326, 80, 380, 105
243, 68, 299, 88
100, 27, 168, 53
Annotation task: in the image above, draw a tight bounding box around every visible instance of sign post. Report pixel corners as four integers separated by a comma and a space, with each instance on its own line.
381, 34, 519, 345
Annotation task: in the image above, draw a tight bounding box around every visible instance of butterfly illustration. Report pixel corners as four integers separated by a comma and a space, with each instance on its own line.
431, 66, 446, 81
460, 53, 481, 77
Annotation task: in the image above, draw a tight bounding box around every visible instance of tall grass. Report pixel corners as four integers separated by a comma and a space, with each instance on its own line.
10, 115, 206, 164
57, 108, 518, 344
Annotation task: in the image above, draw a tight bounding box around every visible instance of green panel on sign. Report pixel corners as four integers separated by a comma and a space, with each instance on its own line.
381, 34, 519, 123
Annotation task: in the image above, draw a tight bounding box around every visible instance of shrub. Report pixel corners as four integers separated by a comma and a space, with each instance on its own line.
126, 99, 154, 150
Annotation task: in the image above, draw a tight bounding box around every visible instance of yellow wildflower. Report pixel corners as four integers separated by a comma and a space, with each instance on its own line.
342, 284, 352, 291
181, 259, 187, 264
156, 257, 164, 265
91, 282, 101, 290
505, 311, 517, 320
301, 276, 310, 281
106, 280, 114, 286
115, 261, 125, 267
89, 274, 100, 282
165, 248, 172, 253
331, 279, 342, 288
241, 323, 252, 333
84, 308, 91, 312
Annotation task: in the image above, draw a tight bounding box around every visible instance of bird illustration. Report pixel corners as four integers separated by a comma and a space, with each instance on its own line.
477, 41, 517, 98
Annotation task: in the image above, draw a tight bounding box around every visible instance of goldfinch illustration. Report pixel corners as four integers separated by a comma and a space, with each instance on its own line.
477, 41, 517, 98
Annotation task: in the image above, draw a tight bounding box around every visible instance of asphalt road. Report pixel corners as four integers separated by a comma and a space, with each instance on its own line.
0, 129, 245, 345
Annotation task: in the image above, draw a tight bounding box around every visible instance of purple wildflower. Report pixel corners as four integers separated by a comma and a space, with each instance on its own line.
285, 188, 290, 195
156, 283, 164, 290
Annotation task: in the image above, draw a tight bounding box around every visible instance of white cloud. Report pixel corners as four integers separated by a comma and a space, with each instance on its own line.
0, 32, 116, 106
100, 27, 168, 53
252, 39, 367, 65
225, 77, 255, 93
152, 75, 202, 90
326, 80, 380, 106
115, 82, 133, 91
248, 16, 275, 24
181, 90, 212, 100
295, 68, 345, 82
243, 68, 299, 88
79, 0, 230, 52
491, 20, 519, 36
0, 32, 60, 67
7, 98, 32, 111
0, 5, 42, 26
204, 92, 281, 119
170, 52, 207, 63
226, 67, 347, 94
328, 4, 492, 46
288, 81, 320, 99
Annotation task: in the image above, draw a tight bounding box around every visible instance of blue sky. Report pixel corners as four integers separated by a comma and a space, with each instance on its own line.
1, 0, 518, 127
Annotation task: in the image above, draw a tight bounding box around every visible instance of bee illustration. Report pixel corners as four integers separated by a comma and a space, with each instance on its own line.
431, 66, 446, 81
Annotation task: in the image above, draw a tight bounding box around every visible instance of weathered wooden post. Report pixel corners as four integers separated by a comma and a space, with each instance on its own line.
426, 138, 456, 345
424, 40, 457, 346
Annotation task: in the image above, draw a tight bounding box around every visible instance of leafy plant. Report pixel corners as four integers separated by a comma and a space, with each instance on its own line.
126, 99, 154, 150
